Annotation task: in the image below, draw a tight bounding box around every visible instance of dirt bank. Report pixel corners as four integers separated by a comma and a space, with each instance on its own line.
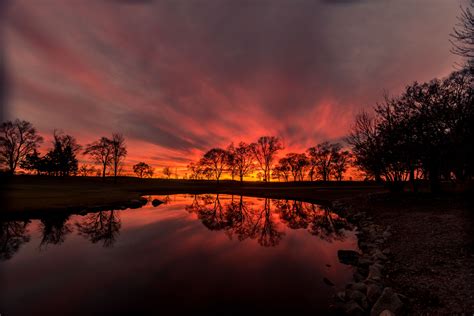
343, 193, 474, 314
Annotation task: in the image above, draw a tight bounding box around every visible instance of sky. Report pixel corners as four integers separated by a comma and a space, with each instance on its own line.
1, 0, 467, 177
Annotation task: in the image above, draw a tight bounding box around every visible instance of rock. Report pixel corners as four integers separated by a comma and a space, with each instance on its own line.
338, 250, 360, 266
345, 300, 365, 316
323, 277, 335, 286
367, 283, 383, 304
129, 199, 143, 209
382, 230, 392, 239
382, 248, 391, 256
336, 291, 347, 302
348, 290, 369, 310
368, 264, 383, 281
370, 288, 405, 316
373, 249, 388, 262
379, 309, 394, 316
358, 257, 374, 267
347, 282, 368, 293
152, 199, 164, 207
353, 272, 366, 282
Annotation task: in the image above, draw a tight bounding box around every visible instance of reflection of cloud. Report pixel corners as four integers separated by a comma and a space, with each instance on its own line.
3, 0, 464, 170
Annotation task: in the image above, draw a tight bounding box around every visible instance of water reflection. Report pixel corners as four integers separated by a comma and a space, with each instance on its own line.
0, 220, 30, 260
75, 210, 121, 247
0, 194, 357, 315
0, 194, 349, 260
39, 214, 72, 248
185, 194, 349, 247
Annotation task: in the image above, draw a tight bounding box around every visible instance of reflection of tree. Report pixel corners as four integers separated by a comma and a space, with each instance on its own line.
75, 211, 121, 247
187, 195, 284, 247
256, 199, 284, 247
186, 195, 351, 247
307, 205, 348, 242
39, 214, 72, 248
275, 200, 311, 230
0, 220, 31, 261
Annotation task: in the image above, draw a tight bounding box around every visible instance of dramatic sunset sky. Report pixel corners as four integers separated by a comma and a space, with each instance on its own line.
1, 0, 466, 176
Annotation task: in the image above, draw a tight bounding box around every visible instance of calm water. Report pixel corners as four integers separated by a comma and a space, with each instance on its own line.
0, 194, 357, 315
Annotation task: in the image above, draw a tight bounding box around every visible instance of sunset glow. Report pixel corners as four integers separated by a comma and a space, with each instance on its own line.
3, 0, 465, 176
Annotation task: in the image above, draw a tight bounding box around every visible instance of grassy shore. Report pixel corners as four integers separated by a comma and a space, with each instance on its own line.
1, 175, 384, 217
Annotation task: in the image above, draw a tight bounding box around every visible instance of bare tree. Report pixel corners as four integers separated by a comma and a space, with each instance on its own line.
201, 148, 227, 182
187, 162, 203, 180
111, 133, 127, 178
451, 1, 474, 71
225, 143, 238, 180
332, 150, 352, 181
133, 162, 154, 178
0, 119, 43, 174
231, 142, 255, 183
250, 136, 283, 182
307, 142, 343, 181
273, 162, 290, 182
79, 164, 96, 177
84, 137, 113, 178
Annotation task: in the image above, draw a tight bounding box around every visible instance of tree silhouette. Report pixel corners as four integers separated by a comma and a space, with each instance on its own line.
307, 142, 343, 181
347, 69, 473, 191
200, 148, 228, 182
84, 137, 113, 178
46, 131, 81, 176
111, 133, 127, 179
133, 162, 154, 178
162, 166, 172, 179
451, 1, 474, 71
250, 136, 283, 182
78, 164, 97, 177
39, 214, 72, 248
279, 153, 309, 181
76, 210, 121, 247
0, 220, 30, 261
229, 142, 255, 183
0, 119, 43, 174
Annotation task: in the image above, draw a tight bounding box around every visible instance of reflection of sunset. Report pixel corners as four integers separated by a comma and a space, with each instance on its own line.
1, 194, 358, 314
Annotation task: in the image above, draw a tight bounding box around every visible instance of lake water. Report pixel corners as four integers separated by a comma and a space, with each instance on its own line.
0, 194, 357, 315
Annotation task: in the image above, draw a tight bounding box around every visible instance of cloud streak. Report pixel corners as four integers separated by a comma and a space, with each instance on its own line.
3, 0, 466, 173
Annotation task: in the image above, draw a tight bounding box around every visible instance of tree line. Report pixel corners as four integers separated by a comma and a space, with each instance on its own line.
0, 120, 146, 178
186, 136, 352, 182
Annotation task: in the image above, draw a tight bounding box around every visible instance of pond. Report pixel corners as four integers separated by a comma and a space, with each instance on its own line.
0, 194, 357, 315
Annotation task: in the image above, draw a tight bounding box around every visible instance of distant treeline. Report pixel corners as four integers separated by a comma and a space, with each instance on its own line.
185, 137, 351, 182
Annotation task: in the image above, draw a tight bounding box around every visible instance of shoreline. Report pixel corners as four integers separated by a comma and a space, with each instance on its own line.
335, 192, 474, 314
1, 175, 384, 218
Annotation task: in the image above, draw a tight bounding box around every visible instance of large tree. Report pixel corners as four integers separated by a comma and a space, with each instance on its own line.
250, 136, 283, 182
46, 131, 81, 176
230, 142, 255, 183
307, 142, 343, 181
110, 133, 127, 178
0, 119, 43, 174
84, 137, 113, 178
201, 148, 228, 182
279, 153, 309, 181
